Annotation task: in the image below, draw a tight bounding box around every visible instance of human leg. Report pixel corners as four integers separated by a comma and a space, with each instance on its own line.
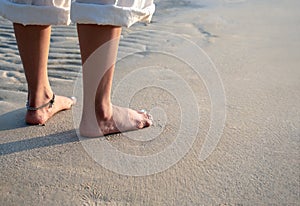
77, 24, 152, 137
13, 23, 75, 125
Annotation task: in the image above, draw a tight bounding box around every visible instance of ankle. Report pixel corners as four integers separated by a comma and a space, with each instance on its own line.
28, 87, 53, 107
95, 102, 112, 120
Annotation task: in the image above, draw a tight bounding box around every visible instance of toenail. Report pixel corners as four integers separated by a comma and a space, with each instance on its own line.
70, 96, 77, 105
140, 109, 146, 113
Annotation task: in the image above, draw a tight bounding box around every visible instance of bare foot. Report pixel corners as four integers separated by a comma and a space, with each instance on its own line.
25, 95, 75, 125
79, 105, 153, 137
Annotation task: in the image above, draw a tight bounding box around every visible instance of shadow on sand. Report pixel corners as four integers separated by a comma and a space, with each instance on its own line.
0, 108, 80, 156
0, 108, 27, 131
0, 130, 79, 156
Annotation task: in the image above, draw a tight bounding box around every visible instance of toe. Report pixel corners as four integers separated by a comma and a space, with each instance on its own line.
70, 96, 77, 106
60, 96, 76, 110
136, 120, 144, 129
139, 115, 153, 128
66, 97, 76, 109
144, 118, 152, 127
139, 111, 153, 127
138, 109, 147, 114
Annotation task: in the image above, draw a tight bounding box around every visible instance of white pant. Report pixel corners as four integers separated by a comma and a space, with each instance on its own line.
0, 0, 155, 27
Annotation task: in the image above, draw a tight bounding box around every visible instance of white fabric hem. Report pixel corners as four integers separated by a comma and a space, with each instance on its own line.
71, 2, 155, 27
0, 0, 71, 25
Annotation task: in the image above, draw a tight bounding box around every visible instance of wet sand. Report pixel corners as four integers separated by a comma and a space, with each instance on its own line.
0, 0, 299, 205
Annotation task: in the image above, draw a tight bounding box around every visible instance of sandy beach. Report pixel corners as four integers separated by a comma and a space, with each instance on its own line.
1, 0, 299, 205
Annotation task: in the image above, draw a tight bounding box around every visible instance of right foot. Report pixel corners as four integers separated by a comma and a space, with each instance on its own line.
79, 105, 153, 137
25, 95, 76, 125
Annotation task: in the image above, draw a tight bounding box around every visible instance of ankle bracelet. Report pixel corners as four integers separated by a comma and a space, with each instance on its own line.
26, 94, 55, 111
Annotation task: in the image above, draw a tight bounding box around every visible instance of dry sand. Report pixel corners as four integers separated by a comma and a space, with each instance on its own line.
0, 0, 299, 205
